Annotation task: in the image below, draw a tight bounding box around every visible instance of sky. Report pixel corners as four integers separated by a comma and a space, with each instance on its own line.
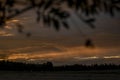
0, 4, 120, 65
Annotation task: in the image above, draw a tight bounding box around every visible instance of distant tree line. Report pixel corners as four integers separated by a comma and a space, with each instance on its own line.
0, 61, 53, 71
0, 60, 120, 71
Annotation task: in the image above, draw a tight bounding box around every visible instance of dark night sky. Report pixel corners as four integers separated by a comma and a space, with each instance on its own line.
0, 5, 120, 65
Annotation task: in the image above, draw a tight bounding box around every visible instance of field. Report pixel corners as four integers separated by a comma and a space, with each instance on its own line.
0, 70, 120, 80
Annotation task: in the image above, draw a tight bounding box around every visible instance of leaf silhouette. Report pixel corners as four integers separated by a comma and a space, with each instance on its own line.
0, 19, 5, 28
88, 23, 96, 29
85, 18, 96, 23
85, 39, 95, 48
37, 16, 40, 23
84, 8, 89, 16
115, 6, 120, 11
52, 18, 60, 31
109, 6, 114, 16
46, 15, 51, 26
43, 15, 51, 26
26, 32, 32, 37
90, 5, 98, 15
16, 23, 24, 33
36, 10, 41, 22
67, 0, 74, 8
59, 11, 70, 19
104, 2, 109, 12
30, 0, 36, 6
44, 0, 53, 10
75, 0, 82, 10
6, 0, 15, 7
37, 0, 45, 9
62, 21, 69, 29
85, 18, 96, 29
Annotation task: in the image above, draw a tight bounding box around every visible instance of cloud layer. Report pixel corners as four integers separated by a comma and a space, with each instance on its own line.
0, 9, 120, 65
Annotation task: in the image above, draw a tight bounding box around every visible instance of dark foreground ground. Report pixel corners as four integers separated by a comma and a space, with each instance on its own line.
0, 70, 120, 80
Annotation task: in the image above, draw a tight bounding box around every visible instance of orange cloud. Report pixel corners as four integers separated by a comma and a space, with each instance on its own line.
0, 31, 14, 36
4, 46, 120, 62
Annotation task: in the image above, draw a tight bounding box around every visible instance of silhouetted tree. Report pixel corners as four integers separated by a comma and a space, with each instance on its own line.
0, 60, 120, 71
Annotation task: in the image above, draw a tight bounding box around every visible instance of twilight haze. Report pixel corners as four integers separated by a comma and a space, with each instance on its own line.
0, 5, 120, 65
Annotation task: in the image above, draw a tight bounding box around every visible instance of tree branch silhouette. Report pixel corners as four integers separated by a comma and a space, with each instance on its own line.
0, 0, 120, 47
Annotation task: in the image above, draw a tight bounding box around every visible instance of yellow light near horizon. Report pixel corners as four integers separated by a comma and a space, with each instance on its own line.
0, 31, 14, 36
104, 56, 120, 59
5, 26, 13, 30
7, 53, 61, 61
3, 45, 120, 62
6, 19, 20, 24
